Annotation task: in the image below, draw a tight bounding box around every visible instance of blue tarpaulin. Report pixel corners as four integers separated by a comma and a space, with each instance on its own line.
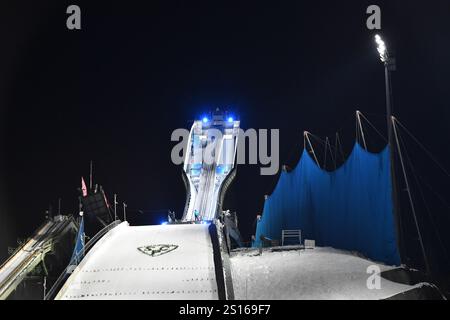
70, 217, 85, 265
254, 143, 401, 266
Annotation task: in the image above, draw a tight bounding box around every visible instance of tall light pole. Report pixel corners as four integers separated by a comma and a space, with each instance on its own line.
376, 35, 431, 274
374, 34, 404, 260
375, 34, 396, 142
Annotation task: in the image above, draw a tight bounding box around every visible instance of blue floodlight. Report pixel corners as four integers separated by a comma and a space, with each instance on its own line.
227, 116, 234, 123
202, 117, 209, 123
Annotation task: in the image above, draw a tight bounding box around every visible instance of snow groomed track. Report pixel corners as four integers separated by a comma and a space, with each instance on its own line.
56, 222, 224, 300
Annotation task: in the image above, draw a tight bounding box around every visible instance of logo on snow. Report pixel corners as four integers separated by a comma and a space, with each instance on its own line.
137, 244, 178, 257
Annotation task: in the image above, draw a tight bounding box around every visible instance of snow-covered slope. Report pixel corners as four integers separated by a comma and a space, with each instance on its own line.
56, 223, 431, 300
56, 222, 219, 300
230, 247, 417, 300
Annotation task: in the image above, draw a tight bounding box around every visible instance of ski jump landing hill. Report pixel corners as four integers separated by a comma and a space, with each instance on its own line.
56, 222, 231, 300
55, 111, 239, 300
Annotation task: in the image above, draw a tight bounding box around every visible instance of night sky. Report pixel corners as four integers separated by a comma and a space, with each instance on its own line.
1, 1, 450, 276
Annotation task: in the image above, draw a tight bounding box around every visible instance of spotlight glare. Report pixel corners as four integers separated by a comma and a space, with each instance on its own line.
202, 117, 208, 123
374, 34, 388, 62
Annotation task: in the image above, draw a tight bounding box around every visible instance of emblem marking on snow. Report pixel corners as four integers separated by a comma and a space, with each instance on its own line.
137, 244, 178, 257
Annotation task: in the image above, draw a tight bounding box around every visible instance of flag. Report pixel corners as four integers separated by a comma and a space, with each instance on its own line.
81, 176, 88, 197
70, 217, 85, 265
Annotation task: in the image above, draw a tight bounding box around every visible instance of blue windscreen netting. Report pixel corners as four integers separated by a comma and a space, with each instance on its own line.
254, 143, 401, 266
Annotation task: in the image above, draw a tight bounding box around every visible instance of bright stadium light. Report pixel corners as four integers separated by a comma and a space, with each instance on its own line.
202, 116, 209, 123
227, 116, 234, 123
375, 34, 388, 62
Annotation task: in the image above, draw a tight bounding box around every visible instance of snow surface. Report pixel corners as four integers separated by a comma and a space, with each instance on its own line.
230, 247, 416, 300
56, 222, 219, 300
56, 223, 424, 300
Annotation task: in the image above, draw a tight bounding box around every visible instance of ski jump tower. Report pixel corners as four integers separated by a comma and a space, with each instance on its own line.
182, 110, 240, 222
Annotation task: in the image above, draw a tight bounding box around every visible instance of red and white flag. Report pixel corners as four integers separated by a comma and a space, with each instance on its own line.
81, 177, 88, 197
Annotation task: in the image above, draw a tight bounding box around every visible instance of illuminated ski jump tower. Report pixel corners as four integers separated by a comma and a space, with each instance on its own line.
182, 110, 240, 222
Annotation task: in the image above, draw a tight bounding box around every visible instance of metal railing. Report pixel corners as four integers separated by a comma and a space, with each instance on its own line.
44, 220, 122, 300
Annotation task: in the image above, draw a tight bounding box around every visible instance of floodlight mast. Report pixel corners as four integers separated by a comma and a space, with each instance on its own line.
376, 34, 431, 275
374, 34, 404, 263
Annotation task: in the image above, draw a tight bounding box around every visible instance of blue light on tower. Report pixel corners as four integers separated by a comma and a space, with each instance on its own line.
202, 117, 209, 123
227, 116, 234, 123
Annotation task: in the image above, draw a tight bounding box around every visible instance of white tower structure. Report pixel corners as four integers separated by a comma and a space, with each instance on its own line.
182, 110, 240, 222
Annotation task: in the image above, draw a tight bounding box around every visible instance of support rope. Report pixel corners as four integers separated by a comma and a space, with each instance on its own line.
398, 127, 450, 267
395, 119, 450, 179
